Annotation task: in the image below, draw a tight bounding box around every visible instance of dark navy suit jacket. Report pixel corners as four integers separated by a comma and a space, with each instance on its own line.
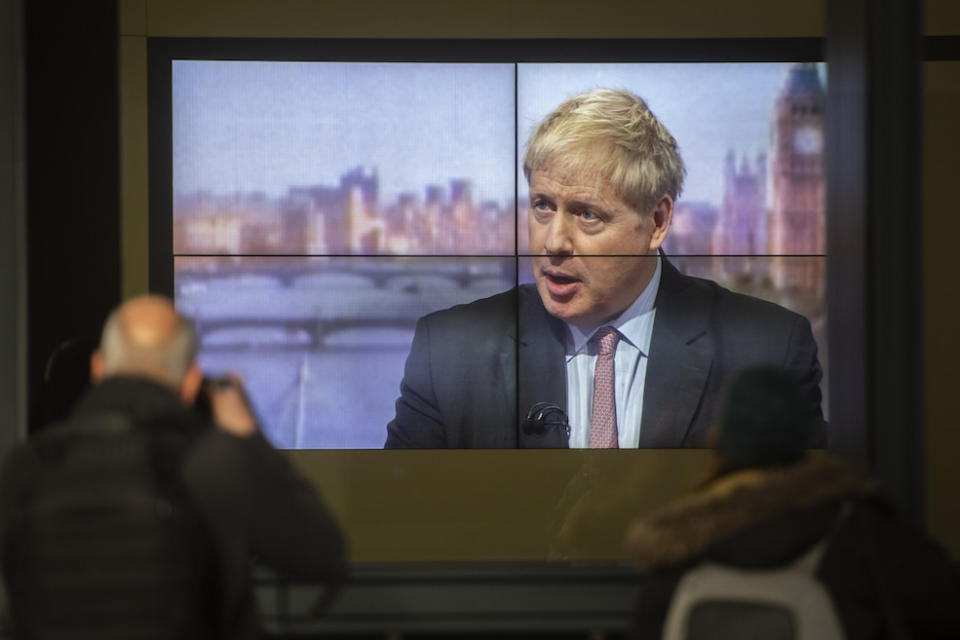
384, 257, 824, 449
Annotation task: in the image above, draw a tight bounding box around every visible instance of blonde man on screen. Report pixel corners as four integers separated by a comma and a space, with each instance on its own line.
386, 89, 824, 449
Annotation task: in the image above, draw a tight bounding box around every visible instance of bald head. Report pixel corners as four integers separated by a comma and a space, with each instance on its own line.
96, 295, 197, 389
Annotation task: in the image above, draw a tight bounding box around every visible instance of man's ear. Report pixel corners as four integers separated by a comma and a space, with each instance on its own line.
180, 363, 203, 407
90, 350, 105, 384
648, 194, 674, 252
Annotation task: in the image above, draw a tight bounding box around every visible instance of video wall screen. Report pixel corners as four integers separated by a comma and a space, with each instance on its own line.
161, 45, 827, 449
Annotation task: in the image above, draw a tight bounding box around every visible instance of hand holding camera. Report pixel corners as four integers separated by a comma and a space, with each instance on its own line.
202, 376, 258, 438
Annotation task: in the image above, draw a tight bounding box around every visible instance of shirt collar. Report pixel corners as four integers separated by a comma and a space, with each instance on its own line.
565, 255, 661, 358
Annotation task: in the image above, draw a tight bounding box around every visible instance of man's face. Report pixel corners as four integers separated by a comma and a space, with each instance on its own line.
528, 162, 671, 328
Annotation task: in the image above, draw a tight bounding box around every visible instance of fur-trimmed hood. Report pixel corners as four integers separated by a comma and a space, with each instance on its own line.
626, 454, 877, 569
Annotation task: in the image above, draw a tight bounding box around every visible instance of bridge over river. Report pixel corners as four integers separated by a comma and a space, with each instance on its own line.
175, 257, 517, 290
176, 259, 516, 350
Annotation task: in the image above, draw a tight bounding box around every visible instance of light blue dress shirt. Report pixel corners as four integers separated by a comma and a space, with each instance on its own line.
564, 257, 661, 448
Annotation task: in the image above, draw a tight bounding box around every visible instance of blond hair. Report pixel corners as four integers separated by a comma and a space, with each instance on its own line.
523, 89, 685, 212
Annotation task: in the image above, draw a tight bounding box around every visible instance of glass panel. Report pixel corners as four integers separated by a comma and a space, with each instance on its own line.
517, 62, 827, 259
173, 61, 517, 256
514, 255, 826, 449
175, 255, 517, 448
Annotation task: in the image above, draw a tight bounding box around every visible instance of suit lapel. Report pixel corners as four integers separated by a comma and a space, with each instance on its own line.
639, 257, 714, 447
516, 285, 569, 448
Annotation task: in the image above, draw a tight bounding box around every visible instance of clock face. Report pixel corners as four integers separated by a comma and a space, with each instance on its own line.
793, 126, 822, 155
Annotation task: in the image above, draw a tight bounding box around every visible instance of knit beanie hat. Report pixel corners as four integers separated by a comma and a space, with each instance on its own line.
717, 366, 812, 468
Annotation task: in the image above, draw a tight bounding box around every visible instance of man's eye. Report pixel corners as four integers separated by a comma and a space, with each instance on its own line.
532, 199, 551, 211
580, 209, 600, 221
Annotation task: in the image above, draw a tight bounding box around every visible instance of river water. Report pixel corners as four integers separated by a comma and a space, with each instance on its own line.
176, 257, 517, 449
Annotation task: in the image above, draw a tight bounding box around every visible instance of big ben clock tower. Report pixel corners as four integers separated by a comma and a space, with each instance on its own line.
769, 63, 825, 294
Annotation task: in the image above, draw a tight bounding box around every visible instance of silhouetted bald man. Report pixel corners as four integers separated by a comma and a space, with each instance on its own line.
1, 295, 345, 640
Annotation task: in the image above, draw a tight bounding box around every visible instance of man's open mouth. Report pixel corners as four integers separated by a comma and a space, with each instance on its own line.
544, 271, 578, 285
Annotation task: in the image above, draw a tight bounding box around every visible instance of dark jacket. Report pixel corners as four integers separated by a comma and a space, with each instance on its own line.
0, 376, 346, 640
386, 255, 825, 448
626, 455, 960, 640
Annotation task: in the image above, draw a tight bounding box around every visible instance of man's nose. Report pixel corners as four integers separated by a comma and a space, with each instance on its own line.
543, 213, 574, 256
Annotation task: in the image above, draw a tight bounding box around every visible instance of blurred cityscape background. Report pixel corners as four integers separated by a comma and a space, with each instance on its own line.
173, 61, 826, 448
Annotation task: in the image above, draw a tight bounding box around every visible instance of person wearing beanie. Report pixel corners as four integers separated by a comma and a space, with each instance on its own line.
625, 367, 960, 640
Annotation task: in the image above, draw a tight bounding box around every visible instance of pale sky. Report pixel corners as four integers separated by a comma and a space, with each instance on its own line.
173, 61, 825, 207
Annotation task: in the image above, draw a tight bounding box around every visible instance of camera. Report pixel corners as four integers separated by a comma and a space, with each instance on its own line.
193, 376, 239, 422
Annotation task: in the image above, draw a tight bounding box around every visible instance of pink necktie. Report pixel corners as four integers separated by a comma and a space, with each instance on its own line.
589, 326, 620, 448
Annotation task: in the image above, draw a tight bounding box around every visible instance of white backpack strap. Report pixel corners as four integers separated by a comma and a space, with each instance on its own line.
790, 537, 829, 575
